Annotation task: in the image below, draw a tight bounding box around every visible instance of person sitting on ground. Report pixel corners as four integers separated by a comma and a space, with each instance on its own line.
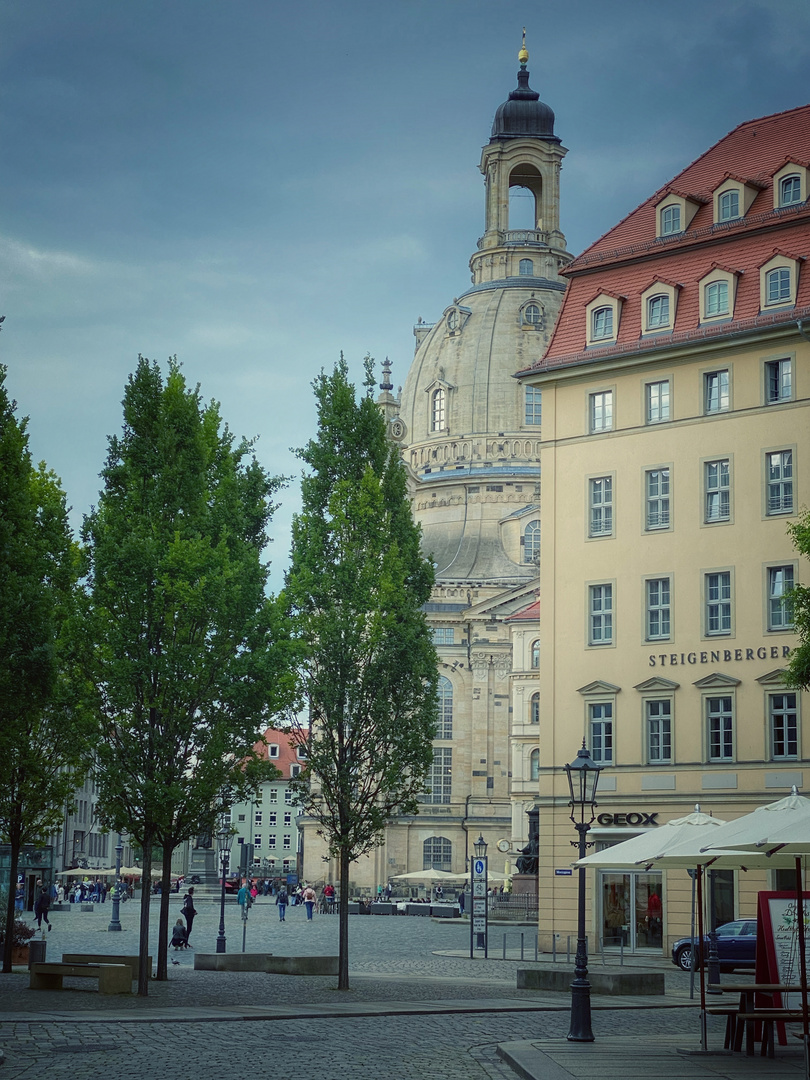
171, 919, 190, 949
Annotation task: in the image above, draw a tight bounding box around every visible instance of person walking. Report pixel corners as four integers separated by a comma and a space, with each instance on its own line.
181, 886, 197, 943
276, 886, 289, 922
34, 886, 52, 932
303, 884, 317, 921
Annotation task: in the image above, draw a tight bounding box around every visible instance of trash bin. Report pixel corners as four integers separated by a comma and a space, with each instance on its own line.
28, 939, 46, 968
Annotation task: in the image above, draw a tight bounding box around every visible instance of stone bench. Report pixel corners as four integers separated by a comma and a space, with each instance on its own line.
194, 953, 339, 975
405, 904, 432, 916
61, 952, 152, 981
516, 966, 665, 995
30, 961, 131, 994
369, 903, 397, 915
431, 905, 460, 918
195, 953, 270, 972
266, 955, 339, 975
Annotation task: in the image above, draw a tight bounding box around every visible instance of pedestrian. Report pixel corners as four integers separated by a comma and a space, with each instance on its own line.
171, 919, 189, 949
181, 886, 197, 942
14, 882, 24, 912
276, 886, 289, 921
458, 891, 465, 915
303, 884, 317, 920
34, 886, 52, 932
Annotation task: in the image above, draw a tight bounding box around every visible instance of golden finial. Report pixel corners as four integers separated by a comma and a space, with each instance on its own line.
518, 27, 529, 67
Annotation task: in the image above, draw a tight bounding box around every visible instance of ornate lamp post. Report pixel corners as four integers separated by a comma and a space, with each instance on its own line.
215, 813, 234, 954
470, 834, 488, 957
564, 741, 602, 1043
107, 833, 124, 932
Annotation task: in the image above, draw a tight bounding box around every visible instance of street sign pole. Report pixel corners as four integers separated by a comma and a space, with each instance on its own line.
470, 855, 488, 959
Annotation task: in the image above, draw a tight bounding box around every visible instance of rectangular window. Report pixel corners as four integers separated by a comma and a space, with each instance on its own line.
707, 696, 734, 761
705, 370, 729, 412
432, 627, 455, 645
765, 358, 792, 403
590, 703, 613, 764
525, 386, 542, 425
590, 390, 613, 433
768, 565, 795, 629
268, 835, 276, 848
254, 835, 261, 849
647, 700, 672, 763
770, 693, 798, 759
705, 459, 730, 522
254, 811, 262, 826
589, 584, 613, 645
706, 571, 732, 635
284, 789, 292, 804
589, 477, 613, 537
645, 468, 670, 530
283, 812, 292, 826
646, 380, 670, 423
283, 835, 291, 850
424, 747, 452, 804
766, 450, 793, 514
646, 578, 671, 640
269, 812, 276, 826
237, 813, 246, 822
269, 789, 277, 801
705, 282, 730, 318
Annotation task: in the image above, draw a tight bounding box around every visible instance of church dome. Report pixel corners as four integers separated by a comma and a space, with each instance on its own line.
491, 67, 557, 142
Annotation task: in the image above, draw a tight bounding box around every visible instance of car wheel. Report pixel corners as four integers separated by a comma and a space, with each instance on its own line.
675, 945, 695, 971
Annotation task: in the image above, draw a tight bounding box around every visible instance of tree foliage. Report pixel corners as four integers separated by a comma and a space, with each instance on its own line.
283, 356, 438, 989
0, 365, 90, 973
82, 357, 291, 991
786, 510, 810, 690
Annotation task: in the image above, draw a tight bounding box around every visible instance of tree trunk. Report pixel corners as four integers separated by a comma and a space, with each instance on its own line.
137, 835, 153, 996
155, 844, 174, 980
338, 847, 350, 990
2, 837, 21, 974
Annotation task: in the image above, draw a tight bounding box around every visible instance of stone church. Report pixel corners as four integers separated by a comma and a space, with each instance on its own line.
305, 42, 567, 890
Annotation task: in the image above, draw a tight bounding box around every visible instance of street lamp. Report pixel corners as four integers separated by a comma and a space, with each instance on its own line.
215, 813, 234, 954
107, 833, 124, 932
564, 741, 602, 1043
471, 834, 488, 957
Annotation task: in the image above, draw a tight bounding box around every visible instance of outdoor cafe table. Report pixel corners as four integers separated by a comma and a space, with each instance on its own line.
707, 983, 803, 1056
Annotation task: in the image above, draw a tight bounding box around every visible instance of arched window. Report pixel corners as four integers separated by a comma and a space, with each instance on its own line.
530, 692, 540, 724
531, 639, 540, 669
529, 749, 540, 780
647, 294, 670, 329
519, 258, 534, 276
523, 303, 541, 326
661, 205, 681, 235
523, 519, 541, 563
780, 174, 802, 206
718, 190, 740, 221
423, 835, 452, 870
591, 306, 614, 340
766, 268, 791, 305
705, 281, 729, 317
436, 676, 453, 739
431, 388, 446, 432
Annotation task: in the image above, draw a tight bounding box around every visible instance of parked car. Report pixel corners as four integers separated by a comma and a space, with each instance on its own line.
671, 919, 757, 972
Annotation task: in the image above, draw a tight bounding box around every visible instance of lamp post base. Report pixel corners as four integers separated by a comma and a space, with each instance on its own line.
567, 978, 595, 1041
215, 937, 226, 954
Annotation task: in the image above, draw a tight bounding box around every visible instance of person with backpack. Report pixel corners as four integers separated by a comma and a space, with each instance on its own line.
181, 886, 197, 942
276, 886, 289, 922
302, 884, 317, 921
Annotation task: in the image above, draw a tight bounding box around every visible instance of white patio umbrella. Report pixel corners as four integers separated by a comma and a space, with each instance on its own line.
392, 868, 467, 882
574, 806, 727, 869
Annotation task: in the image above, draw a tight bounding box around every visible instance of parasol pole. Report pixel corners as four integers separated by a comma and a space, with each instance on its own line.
696, 864, 707, 1052
794, 854, 809, 1079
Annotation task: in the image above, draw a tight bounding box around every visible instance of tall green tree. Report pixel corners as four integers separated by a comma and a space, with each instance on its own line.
0, 366, 89, 973
82, 357, 291, 993
283, 356, 438, 990
786, 511, 810, 690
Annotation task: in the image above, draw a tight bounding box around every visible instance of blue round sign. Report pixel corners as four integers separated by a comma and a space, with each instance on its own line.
473, 858, 485, 875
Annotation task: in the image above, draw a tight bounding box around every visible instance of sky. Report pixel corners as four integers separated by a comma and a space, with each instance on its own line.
3, 0, 810, 590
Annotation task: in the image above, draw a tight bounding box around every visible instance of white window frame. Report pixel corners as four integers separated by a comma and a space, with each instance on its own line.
585, 295, 621, 347
530, 639, 540, 669
705, 570, 733, 637
588, 476, 613, 538
770, 692, 798, 760
764, 357, 793, 404
529, 748, 540, 780
424, 747, 452, 804
780, 174, 802, 206
523, 519, 541, 563
591, 306, 613, 341
705, 281, 729, 317
646, 699, 672, 764
773, 164, 807, 209
530, 692, 540, 724
525, 385, 542, 424
645, 467, 670, 531
704, 458, 730, 523
589, 389, 614, 433
717, 189, 740, 221
659, 203, 681, 236
588, 583, 614, 646
767, 564, 795, 631
431, 388, 446, 432
645, 379, 671, 423
706, 695, 734, 762
589, 702, 614, 764
765, 449, 794, 516
436, 675, 453, 738
645, 577, 671, 641
268, 744, 280, 758
704, 369, 730, 414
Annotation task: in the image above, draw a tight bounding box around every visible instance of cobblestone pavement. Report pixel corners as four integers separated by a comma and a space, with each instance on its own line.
0, 897, 721, 1078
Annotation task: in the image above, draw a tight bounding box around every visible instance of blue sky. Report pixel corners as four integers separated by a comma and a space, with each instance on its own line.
3, 0, 810, 588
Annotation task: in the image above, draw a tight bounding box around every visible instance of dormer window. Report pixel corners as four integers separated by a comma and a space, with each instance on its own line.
592, 307, 613, 341
269, 744, 280, 758
718, 190, 739, 221
431, 388, 446, 431
647, 294, 670, 328
767, 268, 791, 304
698, 265, 739, 323
780, 174, 802, 206
705, 281, 729, 317
759, 251, 802, 311
641, 278, 679, 334
661, 205, 681, 235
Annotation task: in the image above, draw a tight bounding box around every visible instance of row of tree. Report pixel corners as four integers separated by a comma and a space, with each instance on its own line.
0, 354, 439, 993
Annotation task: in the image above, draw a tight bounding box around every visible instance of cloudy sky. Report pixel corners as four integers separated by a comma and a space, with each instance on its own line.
3, 0, 810, 588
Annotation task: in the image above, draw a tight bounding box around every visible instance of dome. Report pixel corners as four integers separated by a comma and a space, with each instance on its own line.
491, 68, 557, 141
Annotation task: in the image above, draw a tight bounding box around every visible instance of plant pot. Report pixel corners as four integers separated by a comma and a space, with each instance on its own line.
11, 945, 29, 966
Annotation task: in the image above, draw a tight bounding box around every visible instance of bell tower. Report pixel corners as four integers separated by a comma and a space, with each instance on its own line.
471, 32, 571, 287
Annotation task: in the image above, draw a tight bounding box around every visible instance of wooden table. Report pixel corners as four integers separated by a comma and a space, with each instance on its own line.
707, 984, 804, 1056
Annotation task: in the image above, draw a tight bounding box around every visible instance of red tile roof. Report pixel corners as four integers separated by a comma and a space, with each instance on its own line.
506, 599, 540, 622
252, 727, 306, 778
528, 105, 810, 371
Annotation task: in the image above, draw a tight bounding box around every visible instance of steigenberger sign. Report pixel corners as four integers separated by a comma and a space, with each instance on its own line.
648, 644, 792, 668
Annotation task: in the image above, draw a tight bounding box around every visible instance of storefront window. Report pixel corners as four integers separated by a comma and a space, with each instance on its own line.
600, 870, 663, 952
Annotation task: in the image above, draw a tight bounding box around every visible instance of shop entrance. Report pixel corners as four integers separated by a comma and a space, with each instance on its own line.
600, 871, 663, 952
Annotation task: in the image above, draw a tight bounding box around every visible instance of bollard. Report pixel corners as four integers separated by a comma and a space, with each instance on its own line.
567, 934, 571, 964
552, 935, 556, 964
520, 933, 524, 961
620, 936, 624, 966
502, 934, 507, 961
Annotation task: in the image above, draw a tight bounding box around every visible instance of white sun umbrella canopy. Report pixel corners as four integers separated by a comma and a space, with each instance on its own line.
392, 868, 467, 882
699, 790, 810, 857
574, 807, 726, 869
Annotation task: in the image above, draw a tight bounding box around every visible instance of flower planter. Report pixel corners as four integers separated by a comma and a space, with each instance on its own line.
11, 945, 29, 966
